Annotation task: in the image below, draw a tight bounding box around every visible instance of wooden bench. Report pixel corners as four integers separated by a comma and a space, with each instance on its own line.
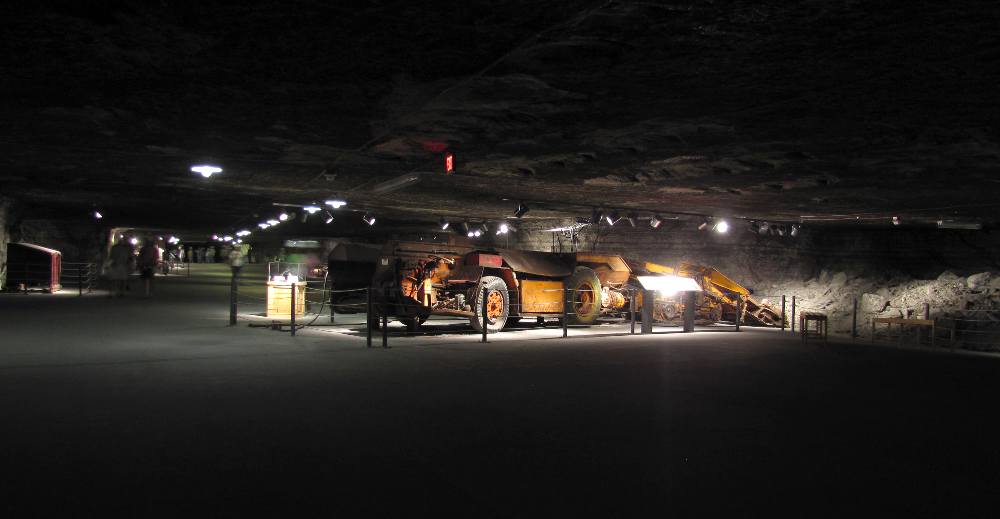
800, 312, 828, 344
871, 317, 935, 347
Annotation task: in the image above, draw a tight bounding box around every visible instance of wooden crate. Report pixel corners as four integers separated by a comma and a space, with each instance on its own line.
266, 281, 307, 317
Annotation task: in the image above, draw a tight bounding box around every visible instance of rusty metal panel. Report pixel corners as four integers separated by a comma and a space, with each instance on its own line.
496, 249, 573, 277
520, 280, 564, 313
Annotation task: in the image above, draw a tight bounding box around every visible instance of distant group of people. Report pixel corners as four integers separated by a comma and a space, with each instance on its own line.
106, 238, 252, 297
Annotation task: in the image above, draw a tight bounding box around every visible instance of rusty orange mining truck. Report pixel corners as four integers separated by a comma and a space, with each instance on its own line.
358, 242, 782, 333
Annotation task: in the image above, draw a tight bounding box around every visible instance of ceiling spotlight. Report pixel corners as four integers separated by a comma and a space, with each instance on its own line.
439, 218, 450, 230
236, 230, 251, 237
473, 229, 482, 237
513, 202, 530, 218
211, 234, 219, 240
129, 237, 138, 245
278, 213, 289, 221
749, 221, 760, 234
258, 223, 270, 229
325, 199, 347, 209
626, 213, 637, 227
759, 221, 770, 235
303, 205, 321, 214
776, 225, 785, 236
190, 165, 222, 178
698, 221, 709, 231
497, 223, 509, 234
650, 215, 663, 229
93, 210, 103, 220
267, 219, 280, 226
892, 216, 900, 226
480, 223, 490, 234
605, 211, 621, 226
362, 214, 376, 226
715, 220, 729, 233
461, 222, 471, 235
325, 211, 335, 224
590, 208, 603, 225
790, 224, 801, 237
223, 235, 233, 242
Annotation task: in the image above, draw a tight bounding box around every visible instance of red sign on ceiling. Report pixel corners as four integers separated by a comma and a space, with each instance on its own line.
444, 152, 454, 174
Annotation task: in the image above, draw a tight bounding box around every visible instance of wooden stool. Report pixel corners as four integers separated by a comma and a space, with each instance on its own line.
800, 312, 828, 344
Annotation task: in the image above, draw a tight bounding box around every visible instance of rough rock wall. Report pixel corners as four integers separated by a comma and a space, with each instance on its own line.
0, 197, 10, 290
514, 220, 1000, 344
13, 219, 105, 263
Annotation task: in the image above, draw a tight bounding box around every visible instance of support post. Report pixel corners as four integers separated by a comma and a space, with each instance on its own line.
735, 298, 742, 332
229, 272, 237, 326
382, 287, 389, 348
923, 303, 930, 346
683, 291, 696, 333
366, 287, 373, 348
78, 267, 83, 296
791, 296, 796, 333
781, 295, 786, 331
290, 282, 296, 336
641, 289, 654, 334
852, 298, 858, 339
481, 285, 489, 344
562, 285, 569, 338
630, 288, 636, 335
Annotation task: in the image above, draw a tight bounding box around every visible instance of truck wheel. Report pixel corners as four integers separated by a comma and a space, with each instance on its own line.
567, 266, 602, 325
470, 276, 509, 334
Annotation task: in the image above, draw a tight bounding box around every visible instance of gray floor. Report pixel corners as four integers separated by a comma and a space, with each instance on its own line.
2, 264, 999, 516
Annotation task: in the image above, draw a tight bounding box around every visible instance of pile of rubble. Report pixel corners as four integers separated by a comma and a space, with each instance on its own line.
754, 270, 1000, 348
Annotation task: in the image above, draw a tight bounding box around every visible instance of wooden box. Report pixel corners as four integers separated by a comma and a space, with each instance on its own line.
266, 281, 307, 317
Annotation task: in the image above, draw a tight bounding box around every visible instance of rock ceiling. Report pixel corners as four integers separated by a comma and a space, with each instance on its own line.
2, 1, 999, 232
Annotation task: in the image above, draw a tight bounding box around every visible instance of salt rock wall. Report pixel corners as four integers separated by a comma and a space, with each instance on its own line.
514, 220, 1000, 344
0, 197, 10, 290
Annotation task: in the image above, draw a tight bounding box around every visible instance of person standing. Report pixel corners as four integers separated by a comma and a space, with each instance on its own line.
205, 246, 215, 264
108, 238, 133, 297
228, 246, 245, 280
137, 238, 159, 297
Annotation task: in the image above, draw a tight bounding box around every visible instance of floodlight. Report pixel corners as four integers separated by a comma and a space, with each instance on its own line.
267, 219, 280, 226
258, 223, 270, 229
626, 213, 637, 227
715, 220, 729, 233
93, 211, 103, 219
590, 208, 603, 225
191, 165, 222, 178
513, 202, 529, 218
636, 275, 702, 296
325, 200, 347, 209
325, 211, 335, 224
362, 214, 376, 226
278, 213, 289, 221
605, 211, 621, 226
650, 215, 662, 229
303, 205, 321, 214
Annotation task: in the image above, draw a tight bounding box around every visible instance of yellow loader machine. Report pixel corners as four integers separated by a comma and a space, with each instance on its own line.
366, 242, 783, 333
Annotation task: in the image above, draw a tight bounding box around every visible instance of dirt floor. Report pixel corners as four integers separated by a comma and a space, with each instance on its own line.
2, 264, 1000, 516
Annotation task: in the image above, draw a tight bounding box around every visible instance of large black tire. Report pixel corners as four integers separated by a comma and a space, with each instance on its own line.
567, 266, 602, 325
469, 276, 509, 334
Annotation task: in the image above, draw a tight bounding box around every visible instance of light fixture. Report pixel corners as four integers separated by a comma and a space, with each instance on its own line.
362, 214, 376, 226
93, 211, 103, 220
513, 202, 529, 218
715, 220, 729, 233
267, 219, 280, 226
129, 237, 138, 245
439, 218, 450, 230
776, 225, 785, 237
473, 229, 482, 237
497, 223, 509, 235
303, 205, 321, 214
892, 216, 900, 226
590, 208, 603, 225
258, 223, 270, 229
480, 223, 490, 234
605, 211, 621, 226
278, 213, 289, 221
325, 211, 335, 224
325, 199, 347, 209
650, 215, 662, 229
190, 165, 222, 178
223, 235, 233, 242
461, 222, 472, 235
636, 275, 702, 296
626, 213, 637, 227
236, 230, 251, 237
235, 239, 242, 244
790, 224, 801, 237
211, 234, 219, 240
698, 221, 709, 231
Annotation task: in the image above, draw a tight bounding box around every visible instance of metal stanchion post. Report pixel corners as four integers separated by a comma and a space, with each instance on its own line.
481, 285, 488, 344
381, 287, 389, 348
78, 267, 83, 296
852, 297, 858, 339
781, 295, 786, 331
630, 288, 636, 335
366, 287, 373, 348
562, 286, 569, 338
229, 272, 237, 326
791, 296, 796, 333
290, 283, 296, 336
735, 299, 742, 332
641, 290, 654, 334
